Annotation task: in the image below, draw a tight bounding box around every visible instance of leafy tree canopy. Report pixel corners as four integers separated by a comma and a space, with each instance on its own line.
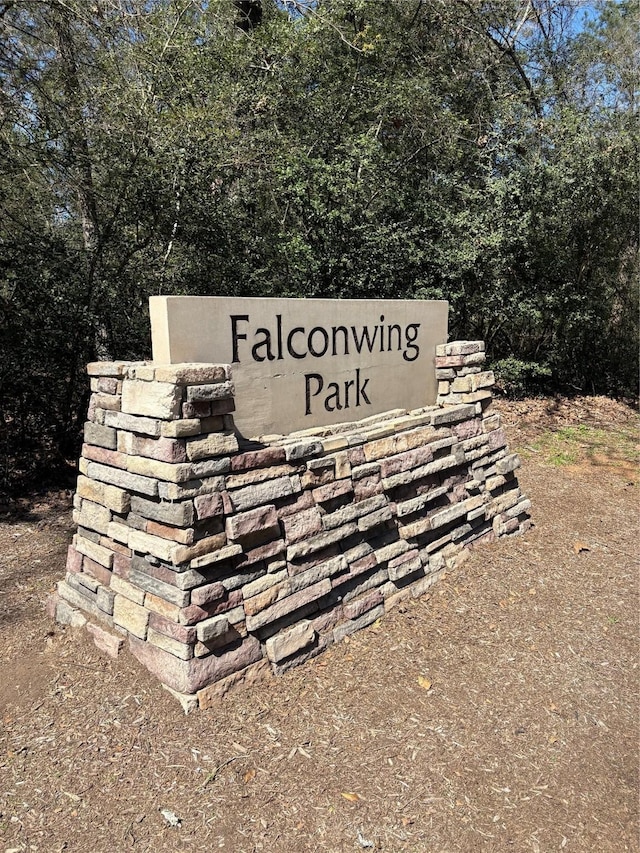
0, 0, 637, 489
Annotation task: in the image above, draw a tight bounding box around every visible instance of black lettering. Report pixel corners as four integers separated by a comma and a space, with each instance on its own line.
305, 373, 323, 415
403, 323, 421, 362
251, 327, 275, 362
230, 314, 249, 363
276, 314, 283, 360
344, 378, 355, 408
308, 326, 329, 357
331, 325, 349, 356
387, 323, 402, 351
324, 382, 342, 411
287, 327, 306, 359
351, 324, 378, 354
356, 368, 371, 406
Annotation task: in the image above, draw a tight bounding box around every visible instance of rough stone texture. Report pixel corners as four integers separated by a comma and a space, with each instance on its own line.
86, 622, 124, 658
265, 620, 316, 663
56, 343, 529, 709
121, 379, 182, 420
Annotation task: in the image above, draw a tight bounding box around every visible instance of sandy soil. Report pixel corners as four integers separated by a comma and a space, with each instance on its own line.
0, 397, 638, 853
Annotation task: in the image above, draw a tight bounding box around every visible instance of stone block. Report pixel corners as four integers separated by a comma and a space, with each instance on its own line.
129, 435, 187, 463
144, 593, 181, 621
245, 578, 331, 632
96, 586, 116, 615
86, 622, 124, 658
357, 505, 393, 532
231, 446, 287, 472
284, 440, 323, 462
121, 379, 182, 420
226, 504, 279, 542
161, 419, 202, 438
286, 523, 358, 561
333, 604, 384, 642
104, 410, 162, 437
435, 341, 484, 357
196, 606, 244, 643
146, 520, 194, 545
87, 361, 129, 377
129, 568, 190, 607
128, 634, 263, 694
194, 491, 223, 520
148, 628, 193, 661
431, 404, 477, 425
496, 453, 521, 475
191, 581, 226, 607
186, 432, 239, 461
388, 551, 422, 581
242, 569, 288, 600
155, 364, 229, 385
171, 532, 227, 565
86, 461, 158, 497
460, 390, 492, 404
130, 495, 194, 527
76, 475, 130, 514
344, 588, 383, 620
65, 544, 83, 574
189, 543, 243, 570
113, 595, 149, 639
110, 574, 146, 605
186, 380, 235, 402
128, 529, 176, 563
265, 620, 316, 663
321, 494, 387, 531
312, 478, 353, 504
149, 612, 196, 645
197, 659, 270, 707
229, 476, 296, 512
74, 500, 112, 536
84, 422, 117, 450
91, 392, 121, 412
126, 455, 193, 483
237, 538, 286, 568
74, 535, 114, 569
53, 596, 88, 627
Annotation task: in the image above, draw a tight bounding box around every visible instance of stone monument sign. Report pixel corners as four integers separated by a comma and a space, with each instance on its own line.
150, 296, 448, 437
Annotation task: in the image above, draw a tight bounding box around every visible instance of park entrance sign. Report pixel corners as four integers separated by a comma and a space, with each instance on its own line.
150, 296, 449, 437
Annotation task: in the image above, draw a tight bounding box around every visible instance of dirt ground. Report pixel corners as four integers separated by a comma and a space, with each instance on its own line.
1, 396, 638, 853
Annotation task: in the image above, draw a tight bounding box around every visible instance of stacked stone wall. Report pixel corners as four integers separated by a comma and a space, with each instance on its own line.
49, 341, 530, 710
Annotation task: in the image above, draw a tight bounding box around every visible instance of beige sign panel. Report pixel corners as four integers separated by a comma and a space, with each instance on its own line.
150, 296, 448, 439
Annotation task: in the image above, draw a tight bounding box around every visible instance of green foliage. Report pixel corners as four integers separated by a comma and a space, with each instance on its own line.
0, 0, 637, 491
493, 358, 552, 398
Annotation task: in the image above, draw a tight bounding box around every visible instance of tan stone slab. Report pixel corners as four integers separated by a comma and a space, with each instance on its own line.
189, 543, 243, 569
113, 594, 149, 639
110, 574, 146, 605
86, 461, 158, 497
265, 620, 316, 663
161, 419, 202, 438
148, 627, 192, 660
87, 361, 131, 377
126, 455, 193, 483
197, 659, 271, 707
150, 296, 448, 438
74, 500, 112, 536
186, 431, 239, 461
154, 363, 230, 385
74, 535, 114, 569
76, 474, 130, 514
121, 379, 182, 420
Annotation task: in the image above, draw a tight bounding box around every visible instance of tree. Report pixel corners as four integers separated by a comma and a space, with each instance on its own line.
0, 0, 637, 492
